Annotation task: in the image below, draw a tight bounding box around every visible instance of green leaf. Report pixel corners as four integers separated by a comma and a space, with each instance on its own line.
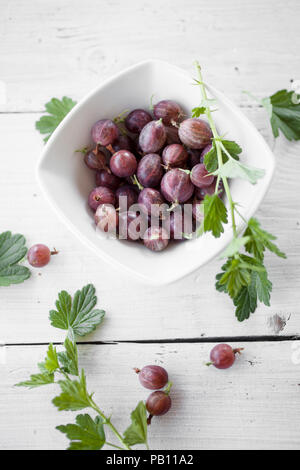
238, 254, 267, 273
244, 218, 286, 260
53, 370, 92, 411
217, 254, 271, 321
58, 337, 79, 376
123, 401, 148, 447
70, 284, 105, 336
203, 143, 218, 172
233, 272, 258, 321
192, 106, 206, 117
254, 269, 272, 306
49, 290, 72, 331
49, 284, 105, 337
203, 194, 228, 238
36, 96, 77, 143
213, 158, 265, 184
43, 343, 59, 373
57, 414, 105, 450
262, 89, 300, 141
220, 236, 250, 258
0, 231, 31, 286
0, 265, 31, 286
204, 139, 241, 172
16, 372, 54, 389
216, 257, 251, 299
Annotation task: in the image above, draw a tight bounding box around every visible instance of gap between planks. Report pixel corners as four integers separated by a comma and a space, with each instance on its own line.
4, 334, 300, 347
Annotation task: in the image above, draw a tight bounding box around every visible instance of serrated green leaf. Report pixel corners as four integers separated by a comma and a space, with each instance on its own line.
42, 343, 59, 373
192, 106, 206, 117
254, 269, 272, 306
213, 158, 265, 184
0, 265, 31, 286
244, 218, 286, 260
217, 257, 251, 299
123, 401, 148, 447
204, 139, 241, 172
57, 414, 105, 450
203, 194, 228, 238
16, 372, 54, 389
49, 284, 105, 337
49, 290, 72, 330
203, 144, 218, 172
0, 231, 31, 286
233, 272, 258, 321
58, 337, 79, 376
262, 89, 300, 141
70, 284, 105, 336
238, 254, 267, 273
36, 96, 76, 143
0, 233, 27, 269
53, 370, 92, 411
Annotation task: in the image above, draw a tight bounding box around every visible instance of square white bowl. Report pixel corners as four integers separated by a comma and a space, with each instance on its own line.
36, 60, 275, 286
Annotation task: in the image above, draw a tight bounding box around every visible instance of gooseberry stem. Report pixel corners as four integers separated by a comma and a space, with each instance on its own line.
164, 381, 173, 395
194, 61, 238, 238
88, 397, 131, 450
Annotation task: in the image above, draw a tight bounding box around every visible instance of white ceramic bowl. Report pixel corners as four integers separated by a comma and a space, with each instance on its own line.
36, 60, 275, 285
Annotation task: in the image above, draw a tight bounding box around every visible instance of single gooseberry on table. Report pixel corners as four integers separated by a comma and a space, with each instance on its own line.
146, 389, 172, 424
135, 365, 169, 390
27, 244, 58, 268
208, 344, 244, 369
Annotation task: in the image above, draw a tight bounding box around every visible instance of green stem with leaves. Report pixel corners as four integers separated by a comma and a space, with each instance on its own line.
88, 397, 131, 450
194, 61, 238, 238
56, 366, 131, 450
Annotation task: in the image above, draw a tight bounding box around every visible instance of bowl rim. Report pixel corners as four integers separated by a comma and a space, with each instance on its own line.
36, 59, 276, 285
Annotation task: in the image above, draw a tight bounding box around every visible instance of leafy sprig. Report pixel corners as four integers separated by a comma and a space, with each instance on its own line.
57, 414, 106, 450
0, 231, 31, 286
16, 284, 149, 450
194, 62, 286, 321
36, 97, 77, 143
49, 284, 105, 337
246, 89, 300, 141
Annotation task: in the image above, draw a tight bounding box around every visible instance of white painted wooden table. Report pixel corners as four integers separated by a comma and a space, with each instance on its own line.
1, 0, 300, 450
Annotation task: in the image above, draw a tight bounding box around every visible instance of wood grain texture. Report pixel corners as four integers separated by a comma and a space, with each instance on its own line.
0, 111, 299, 343
0, 0, 300, 112
1, 0, 300, 451
2, 341, 300, 450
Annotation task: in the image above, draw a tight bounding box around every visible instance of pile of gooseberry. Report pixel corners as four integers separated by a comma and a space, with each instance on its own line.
82, 99, 224, 252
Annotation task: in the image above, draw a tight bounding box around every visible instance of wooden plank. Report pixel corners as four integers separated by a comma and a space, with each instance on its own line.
1, 341, 299, 450
0, 111, 299, 343
0, 0, 300, 112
